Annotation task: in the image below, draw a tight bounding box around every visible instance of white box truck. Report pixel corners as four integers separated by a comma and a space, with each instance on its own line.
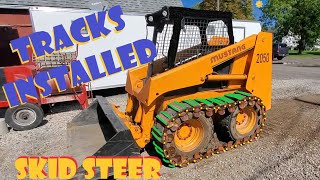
30, 7, 262, 91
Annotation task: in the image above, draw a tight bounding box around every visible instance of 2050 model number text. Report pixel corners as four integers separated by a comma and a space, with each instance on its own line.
256, 53, 270, 63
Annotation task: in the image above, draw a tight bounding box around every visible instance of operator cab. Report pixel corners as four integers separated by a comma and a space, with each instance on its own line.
145, 6, 235, 76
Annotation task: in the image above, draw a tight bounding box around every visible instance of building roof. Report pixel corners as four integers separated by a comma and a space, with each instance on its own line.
0, 0, 183, 14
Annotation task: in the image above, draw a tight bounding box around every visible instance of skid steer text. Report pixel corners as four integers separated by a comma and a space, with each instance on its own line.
15, 156, 161, 179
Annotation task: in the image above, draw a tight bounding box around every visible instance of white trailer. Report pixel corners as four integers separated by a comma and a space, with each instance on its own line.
30, 7, 261, 91
232, 20, 262, 43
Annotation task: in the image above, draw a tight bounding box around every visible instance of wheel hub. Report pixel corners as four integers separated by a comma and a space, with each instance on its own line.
20, 112, 29, 120
235, 106, 257, 135
12, 108, 37, 126
174, 119, 204, 152
176, 123, 192, 140
236, 111, 248, 125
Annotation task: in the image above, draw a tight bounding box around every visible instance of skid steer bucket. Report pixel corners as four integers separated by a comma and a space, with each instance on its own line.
67, 96, 140, 178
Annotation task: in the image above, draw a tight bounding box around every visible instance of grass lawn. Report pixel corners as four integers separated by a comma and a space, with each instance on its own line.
288, 50, 320, 58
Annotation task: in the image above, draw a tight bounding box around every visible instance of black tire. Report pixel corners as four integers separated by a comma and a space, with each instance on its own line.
5, 103, 44, 131
277, 56, 284, 60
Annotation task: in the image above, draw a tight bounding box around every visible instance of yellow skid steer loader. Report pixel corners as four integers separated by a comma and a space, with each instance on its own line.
68, 6, 272, 177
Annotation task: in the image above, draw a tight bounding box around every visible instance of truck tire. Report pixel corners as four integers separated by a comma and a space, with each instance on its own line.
277, 56, 284, 60
5, 103, 44, 131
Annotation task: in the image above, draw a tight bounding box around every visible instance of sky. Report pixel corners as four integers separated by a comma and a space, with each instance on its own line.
180, 0, 268, 20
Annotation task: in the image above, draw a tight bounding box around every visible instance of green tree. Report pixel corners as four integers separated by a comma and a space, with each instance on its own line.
197, 0, 254, 20
262, 0, 320, 54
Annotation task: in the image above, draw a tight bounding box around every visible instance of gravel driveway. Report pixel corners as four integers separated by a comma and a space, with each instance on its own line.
0, 60, 319, 179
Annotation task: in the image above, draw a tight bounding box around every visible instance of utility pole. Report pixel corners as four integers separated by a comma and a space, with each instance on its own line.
217, 0, 220, 11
